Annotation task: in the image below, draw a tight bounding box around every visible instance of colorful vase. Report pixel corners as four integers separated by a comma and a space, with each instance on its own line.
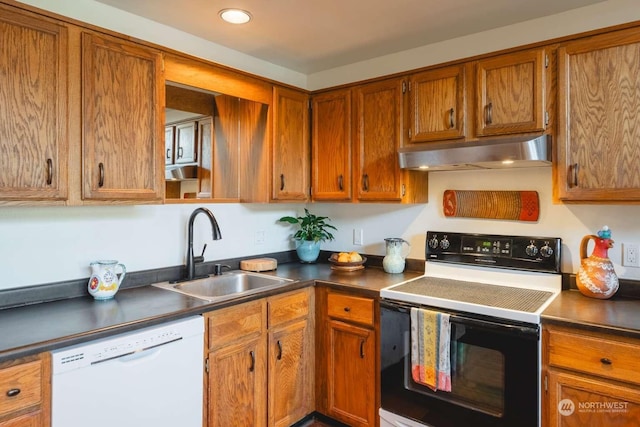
576, 226, 618, 299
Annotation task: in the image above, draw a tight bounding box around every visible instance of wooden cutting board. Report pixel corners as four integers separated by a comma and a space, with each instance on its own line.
240, 257, 278, 272
443, 190, 540, 222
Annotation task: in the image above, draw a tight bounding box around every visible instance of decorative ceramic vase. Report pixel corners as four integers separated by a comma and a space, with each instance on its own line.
296, 240, 321, 263
88, 260, 127, 300
576, 226, 618, 299
383, 238, 411, 273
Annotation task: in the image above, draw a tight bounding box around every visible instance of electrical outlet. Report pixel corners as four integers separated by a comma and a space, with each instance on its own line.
623, 243, 640, 267
353, 228, 364, 246
255, 230, 265, 245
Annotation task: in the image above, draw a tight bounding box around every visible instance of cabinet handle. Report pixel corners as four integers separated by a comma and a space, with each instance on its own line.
277, 340, 282, 360
46, 158, 53, 185
177, 146, 183, 159
568, 163, 579, 188
166, 148, 171, 160
449, 108, 455, 129
280, 174, 285, 191
344, 306, 351, 312
6, 388, 20, 397
362, 174, 369, 192
98, 162, 105, 187
338, 174, 343, 191
360, 339, 365, 359
249, 350, 255, 372
600, 357, 612, 365
485, 102, 493, 125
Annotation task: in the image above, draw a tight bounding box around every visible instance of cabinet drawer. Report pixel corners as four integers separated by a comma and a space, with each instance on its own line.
268, 288, 310, 327
207, 299, 266, 349
327, 293, 374, 327
0, 360, 42, 418
547, 326, 640, 385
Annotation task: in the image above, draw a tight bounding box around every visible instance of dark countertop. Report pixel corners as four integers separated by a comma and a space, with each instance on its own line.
542, 289, 640, 338
0, 262, 421, 363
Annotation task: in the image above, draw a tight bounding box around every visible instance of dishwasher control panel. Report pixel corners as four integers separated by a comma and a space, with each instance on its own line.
52, 316, 203, 374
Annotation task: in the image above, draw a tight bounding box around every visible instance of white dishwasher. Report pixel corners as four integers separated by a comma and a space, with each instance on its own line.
51, 316, 204, 427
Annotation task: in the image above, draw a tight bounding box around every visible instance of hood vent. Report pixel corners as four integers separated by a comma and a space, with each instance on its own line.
398, 134, 551, 171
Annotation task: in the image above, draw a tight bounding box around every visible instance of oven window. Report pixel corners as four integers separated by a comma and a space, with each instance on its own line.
405, 326, 505, 417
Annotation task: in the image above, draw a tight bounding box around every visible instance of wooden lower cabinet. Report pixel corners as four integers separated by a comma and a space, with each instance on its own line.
327, 319, 375, 426
543, 323, 640, 426
0, 353, 50, 427
208, 335, 267, 427
317, 287, 378, 427
205, 288, 314, 427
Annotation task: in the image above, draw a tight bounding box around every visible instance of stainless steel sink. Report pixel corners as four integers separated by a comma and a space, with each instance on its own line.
152, 270, 293, 302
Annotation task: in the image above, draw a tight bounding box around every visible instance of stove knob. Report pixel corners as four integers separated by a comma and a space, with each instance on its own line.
526, 242, 539, 257
540, 244, 554, 258
440, 238, 450, 250
428, 237, 439, 249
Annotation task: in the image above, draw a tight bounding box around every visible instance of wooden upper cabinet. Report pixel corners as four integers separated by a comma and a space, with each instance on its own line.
0, 7, 68, 201
354, 78, 405, 201
475, 48, 547, 137
556, 27, 640, 202
408, 64, 466, 142
272, 86, 309, 201
81, 32, 164, 201
311, 88, 352, 201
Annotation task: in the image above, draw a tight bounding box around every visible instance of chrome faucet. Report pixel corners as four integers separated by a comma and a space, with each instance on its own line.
182, 207, 222, 282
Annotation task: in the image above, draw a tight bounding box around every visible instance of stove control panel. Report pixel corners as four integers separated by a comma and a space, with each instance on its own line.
426, 231, 561, 273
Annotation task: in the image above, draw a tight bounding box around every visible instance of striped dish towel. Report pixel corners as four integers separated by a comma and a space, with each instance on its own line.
410, 307, 451, 392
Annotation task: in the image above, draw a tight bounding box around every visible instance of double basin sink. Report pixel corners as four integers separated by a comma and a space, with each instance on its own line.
152, 270, 293, 302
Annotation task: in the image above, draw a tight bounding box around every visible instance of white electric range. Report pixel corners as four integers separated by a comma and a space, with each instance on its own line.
379, 231, 562, 427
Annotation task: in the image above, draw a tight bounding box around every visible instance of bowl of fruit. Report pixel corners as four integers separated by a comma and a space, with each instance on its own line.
328, 251, 367, 271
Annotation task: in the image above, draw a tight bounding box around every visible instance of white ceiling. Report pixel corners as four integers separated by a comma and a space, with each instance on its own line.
94, 0, 604, 74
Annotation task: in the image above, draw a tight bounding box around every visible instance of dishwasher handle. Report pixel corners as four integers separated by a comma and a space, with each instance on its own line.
91, 337, 183, 366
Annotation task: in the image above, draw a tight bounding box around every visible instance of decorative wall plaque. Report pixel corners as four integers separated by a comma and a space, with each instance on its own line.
443, 190, 539, 222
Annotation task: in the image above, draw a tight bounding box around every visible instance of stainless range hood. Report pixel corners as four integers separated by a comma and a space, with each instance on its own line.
398, 134, 551, 171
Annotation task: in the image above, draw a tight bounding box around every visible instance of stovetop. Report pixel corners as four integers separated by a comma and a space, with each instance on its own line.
380, 231, 563, 324
389, 277, 554, 313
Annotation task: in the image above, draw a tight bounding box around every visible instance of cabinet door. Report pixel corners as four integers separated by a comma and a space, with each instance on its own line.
82, 32, 164, 201
476, 48, 546, 136
208, 337, 267, 427
175, 121, 197, 164
327, 319, 375, 427
164, 126, 175, 165
408, 65, 466, 142
354, 78, 404, 201
0, 7, 68, 201
546, 369, 640, 426
311, 89, 352, 201
556, 29, 640, 201
272, 86, 309, 201
269, 319, 311, 427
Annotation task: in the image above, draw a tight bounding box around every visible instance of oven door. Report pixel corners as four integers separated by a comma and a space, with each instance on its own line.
380, 299, 540, 427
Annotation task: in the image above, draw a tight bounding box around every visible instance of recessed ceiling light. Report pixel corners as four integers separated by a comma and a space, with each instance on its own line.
219, 9, 252, 24
502, 159, 515, 165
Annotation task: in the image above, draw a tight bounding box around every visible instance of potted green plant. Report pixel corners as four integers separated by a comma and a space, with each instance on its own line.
278, 208, 337, 262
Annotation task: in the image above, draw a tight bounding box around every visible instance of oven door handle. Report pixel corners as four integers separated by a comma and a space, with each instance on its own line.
380, 299, 539, 338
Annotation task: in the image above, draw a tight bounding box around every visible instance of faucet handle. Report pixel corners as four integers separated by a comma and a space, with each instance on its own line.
193, 244, 207, 265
